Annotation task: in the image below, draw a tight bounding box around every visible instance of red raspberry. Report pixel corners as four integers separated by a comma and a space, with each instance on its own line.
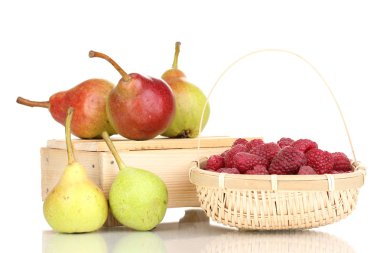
253, 164, 268, 171
246, 139, 265, 150
245, 165, 269, 175
220, 149, 228, 157
297, 165, 317, 175
233, 152, 268, 173
269, 146, 307, 175
224, 144, 248, 167
332, 152, 352, 172
217, 167, 240, 174
232, 138, 248, 146
329, 170, 350, 174
206, 155, 225, 171
291, 139, 318, 153
305, 149, 334, 174
277, 137, 294, 148
250, 142, 280, 163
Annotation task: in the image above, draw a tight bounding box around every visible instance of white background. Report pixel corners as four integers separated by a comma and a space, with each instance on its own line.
0, 0, 379, 252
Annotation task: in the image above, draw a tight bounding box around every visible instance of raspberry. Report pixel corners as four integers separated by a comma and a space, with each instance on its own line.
269, 146, 307, 175
246, 139, 265, 150
291, 139, 318, 153
220, 149, 228, 157
297, 165, 317, 175
250, 142, 280, 163
305, 149, 334, 174
224, 144, 248, 167
277, 137, 294, 148
329, 170, 350, 174
232, 138, 248, 146
332, 152, 352, 172
206, 155, 225, 171
217, 167, 240, 174
245, 165, 269, 175
233, 152, 268, 173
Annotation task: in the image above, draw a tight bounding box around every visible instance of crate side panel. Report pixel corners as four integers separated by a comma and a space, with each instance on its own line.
41, 148, 102, 201
100, 147, 228, 208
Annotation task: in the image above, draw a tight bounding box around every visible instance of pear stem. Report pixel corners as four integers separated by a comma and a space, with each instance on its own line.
65, 107, 75, 165
172, 41, 181, 69
16, 97, 49, 108
89, 50, 131, 82
101, 131, 126, 170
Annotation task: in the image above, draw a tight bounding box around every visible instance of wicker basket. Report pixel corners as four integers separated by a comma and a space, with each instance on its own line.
189, 159, 365, 230
189, 49, 366, 230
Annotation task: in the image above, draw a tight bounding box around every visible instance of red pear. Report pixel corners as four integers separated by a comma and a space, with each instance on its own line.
16, 79, 116, 139
89, 51, 175, 140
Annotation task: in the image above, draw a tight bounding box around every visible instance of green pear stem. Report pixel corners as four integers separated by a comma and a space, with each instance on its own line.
172, 41, 181, 69
16, 97, 49, 108
101, 131, 126, 170
89, 50, 131, 82
65, 107, 75, 165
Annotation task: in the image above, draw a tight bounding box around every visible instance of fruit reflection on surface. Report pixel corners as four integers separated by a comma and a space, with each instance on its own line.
201, 230, 355, 253
16, 79, 115, 139
113, 232, 166, 253
89, 50, 175, 140
44, 233, 107, 253
102, 131, 168, 231
161, 42, 210, 138
42, 209, 354, 253
43, 108, 108, 233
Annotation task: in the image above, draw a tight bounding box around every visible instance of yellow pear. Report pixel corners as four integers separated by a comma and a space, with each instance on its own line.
43, 108, 108, 233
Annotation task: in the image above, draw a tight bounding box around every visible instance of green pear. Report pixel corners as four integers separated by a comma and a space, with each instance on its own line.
43, 108, 108, 233
161, 42, 210, 138
101, 131, 168, 231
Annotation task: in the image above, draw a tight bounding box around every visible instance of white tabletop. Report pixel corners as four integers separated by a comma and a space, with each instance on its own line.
39, 207, 372, 253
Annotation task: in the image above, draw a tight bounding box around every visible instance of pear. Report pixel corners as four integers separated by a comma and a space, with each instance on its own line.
101, 131, 168, 231
17, 79, 116, 139
43, 108, 108, 233
89, 51, 175, 140
161, 42, 210, 138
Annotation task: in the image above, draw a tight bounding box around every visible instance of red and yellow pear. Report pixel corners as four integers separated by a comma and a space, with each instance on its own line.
16, 79, 116, 139
161, 42, 210, 138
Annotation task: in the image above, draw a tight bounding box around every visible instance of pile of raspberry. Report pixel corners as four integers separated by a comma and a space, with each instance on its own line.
204, 138, 353, 175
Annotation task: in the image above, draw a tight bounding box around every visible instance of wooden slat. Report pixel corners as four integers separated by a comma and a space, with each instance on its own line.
46, 136, 261, 152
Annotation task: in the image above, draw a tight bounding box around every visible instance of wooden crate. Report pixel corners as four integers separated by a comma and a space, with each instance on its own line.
41, 136, 254, 226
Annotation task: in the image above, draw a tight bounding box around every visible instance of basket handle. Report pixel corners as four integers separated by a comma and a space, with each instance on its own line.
197, 48, 357, 163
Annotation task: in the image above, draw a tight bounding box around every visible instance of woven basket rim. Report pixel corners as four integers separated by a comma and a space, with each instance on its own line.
189, 161, 365, 191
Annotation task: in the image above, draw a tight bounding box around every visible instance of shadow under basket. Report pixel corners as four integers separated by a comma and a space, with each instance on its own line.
189, 159, 366, 230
